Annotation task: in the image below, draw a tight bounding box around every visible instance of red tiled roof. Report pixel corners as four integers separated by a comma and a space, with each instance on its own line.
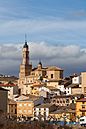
32, 83, 44, 87
77, 98, 86, 102
0, 83, 16, 87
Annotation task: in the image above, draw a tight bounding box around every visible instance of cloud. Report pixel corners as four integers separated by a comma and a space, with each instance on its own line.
30, 42, 81, 59
0, 42, 86, 76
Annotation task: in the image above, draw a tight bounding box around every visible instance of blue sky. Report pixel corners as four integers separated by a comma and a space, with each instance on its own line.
0, 0, 86, 76
0, 0, 86, 45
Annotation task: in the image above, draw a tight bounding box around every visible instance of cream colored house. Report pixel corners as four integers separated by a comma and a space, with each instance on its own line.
71, 86, 82, 95
81, 72, 86, 94
76, 98, 86, 117
30, 82, 46, 96
16, 95, 44, 117
46, 66, 63, 80
50, 109, 76, 122
34, 103, 57, 120
46, 80, 59, 88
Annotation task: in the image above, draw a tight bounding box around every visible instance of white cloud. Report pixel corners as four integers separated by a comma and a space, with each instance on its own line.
30, 42, 82, 59
0, 42, 86, 76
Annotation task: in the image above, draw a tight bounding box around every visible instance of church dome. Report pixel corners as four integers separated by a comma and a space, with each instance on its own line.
39, 61, 42, 65
23, 42, 28, 48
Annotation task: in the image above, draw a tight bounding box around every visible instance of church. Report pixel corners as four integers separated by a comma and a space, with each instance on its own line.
18, 41, 63, 95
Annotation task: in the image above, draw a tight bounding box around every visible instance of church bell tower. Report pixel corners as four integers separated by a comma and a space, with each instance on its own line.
18, 39, 32, 94
19, 40, 29, 78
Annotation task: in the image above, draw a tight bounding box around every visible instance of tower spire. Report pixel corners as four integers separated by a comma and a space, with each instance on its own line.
23, 34, 28, 48
25, 34, 27, 43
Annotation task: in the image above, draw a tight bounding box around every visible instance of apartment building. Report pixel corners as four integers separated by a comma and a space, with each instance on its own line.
16, 95, 44, 117
76, 98, 86, 117
34, 103, 57, 120
8, 99, 17, 117
50, 95, 71, 106
81, 72, 86, 94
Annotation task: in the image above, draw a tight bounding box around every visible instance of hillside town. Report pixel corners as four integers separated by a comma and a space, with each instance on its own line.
0, 41, 86, 128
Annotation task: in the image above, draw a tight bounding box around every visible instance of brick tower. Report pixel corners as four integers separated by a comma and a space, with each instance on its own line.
18, 40, 32, 94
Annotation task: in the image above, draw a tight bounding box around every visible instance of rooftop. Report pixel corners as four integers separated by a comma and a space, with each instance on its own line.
47, 66, 63, 71
0, 83, 16, 87
77, 98, 86, 102
0, 76, 18, 82
0, 87, 8, 91
52, 95, 71, 99
47, 86, 60, 91
67, 84, 80, 88
35, 103, 55, 108
8, 99, 16, 104
16, 94, 42, 102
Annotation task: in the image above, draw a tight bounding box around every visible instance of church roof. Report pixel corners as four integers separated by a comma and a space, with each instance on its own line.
47, 66, 63, 71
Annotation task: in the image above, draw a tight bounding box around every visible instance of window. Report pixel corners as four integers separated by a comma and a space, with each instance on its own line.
74, 79, 76, 82
66, 99, 69, 103
84, 87, 86, 93
28, 104, 31, 106
72, 100, 74, 103
19, 104, 22, 106
82, 105, 85, 108
24, 104, 27, 106
51, 74, 53, 78
11, 109, 13, 112
28, 110, 31, 113
63, 101, 65, 103
82, 112, 85, 116
53, 100, 56, 103
19, 110, 22, 113
24, 110, 26, 113
57, 100, 59, 103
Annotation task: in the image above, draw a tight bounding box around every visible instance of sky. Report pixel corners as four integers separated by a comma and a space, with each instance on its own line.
0, 0, 86, 76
